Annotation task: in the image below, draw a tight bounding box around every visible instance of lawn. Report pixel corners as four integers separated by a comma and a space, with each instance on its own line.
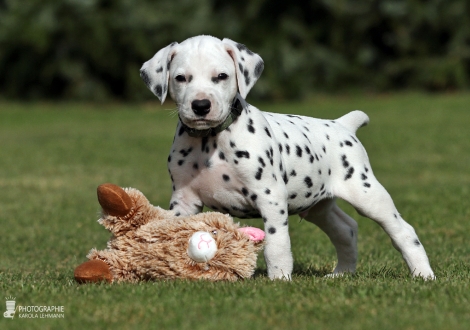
0, 93, 469, 330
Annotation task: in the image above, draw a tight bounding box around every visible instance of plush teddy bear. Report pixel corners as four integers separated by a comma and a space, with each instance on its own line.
74, 184, 265, 283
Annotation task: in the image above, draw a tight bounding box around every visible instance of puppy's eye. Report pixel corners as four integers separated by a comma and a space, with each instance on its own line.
175, 75, 186, 82
211, 230, 217, 236
218, 73, 228, 80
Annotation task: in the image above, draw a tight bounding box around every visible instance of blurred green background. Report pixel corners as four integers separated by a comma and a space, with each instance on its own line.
1, 0, 470, 101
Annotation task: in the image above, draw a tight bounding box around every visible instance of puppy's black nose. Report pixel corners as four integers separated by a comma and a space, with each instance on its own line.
191, 99, 211, 116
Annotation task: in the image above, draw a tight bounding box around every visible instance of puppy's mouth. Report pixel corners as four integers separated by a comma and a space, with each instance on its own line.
180, 116, 227, 130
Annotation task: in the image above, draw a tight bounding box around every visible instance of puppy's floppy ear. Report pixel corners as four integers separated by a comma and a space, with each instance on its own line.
140, 42, 178, 104
222, 38, 264, 99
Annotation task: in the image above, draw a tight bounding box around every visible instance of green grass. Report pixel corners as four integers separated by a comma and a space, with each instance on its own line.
1, 92, 469, 330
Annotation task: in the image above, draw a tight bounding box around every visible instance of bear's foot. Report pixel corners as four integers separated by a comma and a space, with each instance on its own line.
74, 259, 113, 283
97, 183, 134, 217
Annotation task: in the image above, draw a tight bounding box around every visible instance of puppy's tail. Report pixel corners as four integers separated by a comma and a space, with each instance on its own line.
336, 110, 369, 133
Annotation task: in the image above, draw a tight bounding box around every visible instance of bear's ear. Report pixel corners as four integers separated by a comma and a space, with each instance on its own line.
140, 42, 179, 104
222, 38, 264, 99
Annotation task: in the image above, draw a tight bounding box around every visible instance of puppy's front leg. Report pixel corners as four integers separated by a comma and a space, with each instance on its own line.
258, 198, 293, 280
169, 189, 203, 216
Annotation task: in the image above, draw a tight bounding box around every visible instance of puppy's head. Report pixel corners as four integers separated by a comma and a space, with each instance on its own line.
140, 35, 264, 130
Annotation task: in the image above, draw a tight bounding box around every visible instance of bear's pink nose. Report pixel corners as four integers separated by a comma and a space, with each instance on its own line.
238, 227, 265, 242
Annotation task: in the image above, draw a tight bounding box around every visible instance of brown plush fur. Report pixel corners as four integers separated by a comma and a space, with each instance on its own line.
76, 184, 263, 282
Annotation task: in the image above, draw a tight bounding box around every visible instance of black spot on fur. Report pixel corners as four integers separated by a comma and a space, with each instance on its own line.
278, 143, 283, 153
180, 147, 193, 157
168, 155, 172, 163
414, 239, 421, 246
265, 188, 271, 194
345, 167, 354, 180
289, 193, 297, 199
254, 60, 264, 77
268, 227, 276, 234
235, 150, 250, 158
193, 163, 199, 170
302, 133, 311, 143
296, 145, 302, 157
222, 174, 230, 182
280, 210, 285, 215
345, 140, 353, 147
361, 173, 368, 180
178, 125, 185, 136
204, 159, 212, 168
284, 132, 289, 139
341, 155, 349, 168
285, 144, 290, 155
328, 169, 331, 175
304, 146, 311, 154
364, 182, 371, 188
255, 168, 263, 180
236, 43, 254, 55
169, 201, 178, 210
290, 170, 297, 177
242, 188, 249, 196
140, 70, 152, 87
264, 127, 272, 138
283, 172, 288, 184
251, 194, 258, 201
230, 141, 236, 148
219, 151, 225, 160
340, 142, 344, 147
258, 157, 266, 167
154, 84, 163, 97
305, 192, 312, 198
177, 160, 184, 166
304, 176, 313, 188
244, 69, 250, 86
322, 146, 326, 153
247, 119, 255, 133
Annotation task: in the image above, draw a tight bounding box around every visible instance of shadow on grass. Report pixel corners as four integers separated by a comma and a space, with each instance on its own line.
252, 262, 333, 279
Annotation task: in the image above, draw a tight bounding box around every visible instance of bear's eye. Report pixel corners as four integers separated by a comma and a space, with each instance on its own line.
211, 230, 217, 236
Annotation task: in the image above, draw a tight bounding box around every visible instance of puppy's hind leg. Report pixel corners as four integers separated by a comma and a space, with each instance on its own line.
334, 171, 435, 280
303, 198, 358, 276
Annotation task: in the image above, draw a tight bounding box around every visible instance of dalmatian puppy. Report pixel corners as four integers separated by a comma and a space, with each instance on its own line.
140, 35, 435, 280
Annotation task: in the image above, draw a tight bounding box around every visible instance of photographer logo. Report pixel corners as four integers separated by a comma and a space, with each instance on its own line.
4, 296, 16, 319
4, 296, 65, 320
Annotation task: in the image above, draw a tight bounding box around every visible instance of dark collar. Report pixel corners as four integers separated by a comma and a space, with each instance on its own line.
179, 98, 244, 138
